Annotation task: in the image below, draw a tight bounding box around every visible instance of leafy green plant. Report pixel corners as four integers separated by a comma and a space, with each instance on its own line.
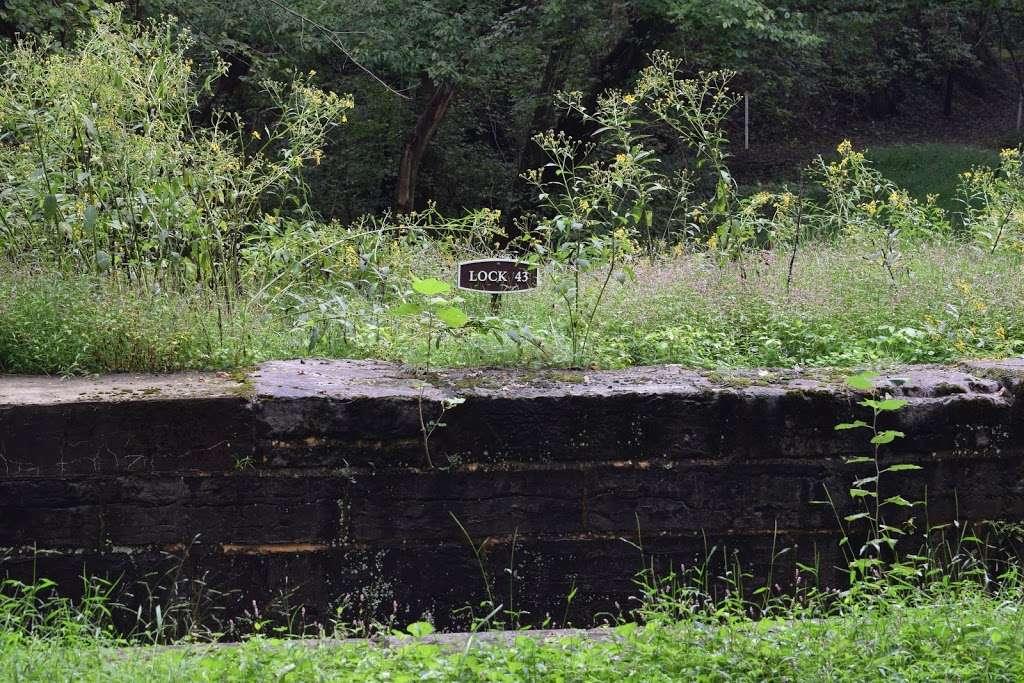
958, 147, 1024, 254
390, 276, 469, 467
831, 371, 921, 583
810, 141, 949, 287
635, 52, 740, 253
0, 7, 352, 294
390, 277, 469, 370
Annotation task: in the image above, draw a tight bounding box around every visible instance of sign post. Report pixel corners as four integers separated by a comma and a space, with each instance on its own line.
457, 258, 538, 312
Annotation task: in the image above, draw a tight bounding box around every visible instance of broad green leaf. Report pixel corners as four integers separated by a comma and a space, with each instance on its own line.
844, 372, 877, 391
849, 488, 875, 498
875, 398, 908, 412
871, 430, 905, 444
843, 456, 875, 464
883, 495, 914, 507
436, 306, 469, 328
614, 622, 638, 638
844, 512, 870, 522
835, 420, 869, 431
884, 464, 923, 473
83, 204, 98, 232
412, 277, 451, 295
406, 621, 435, 637
860, 398, 907, 412
43, 194, 58, 222
390, 302, 423, 316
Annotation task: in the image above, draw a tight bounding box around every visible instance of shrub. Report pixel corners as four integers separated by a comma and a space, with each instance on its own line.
0, 7, 352, 291
959, 147, 1024, 254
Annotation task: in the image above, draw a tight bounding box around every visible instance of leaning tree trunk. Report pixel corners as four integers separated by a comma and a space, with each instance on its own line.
396, 79, 456, 214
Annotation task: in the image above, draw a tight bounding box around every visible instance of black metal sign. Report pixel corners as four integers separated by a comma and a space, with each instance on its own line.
457, 259, 537, 293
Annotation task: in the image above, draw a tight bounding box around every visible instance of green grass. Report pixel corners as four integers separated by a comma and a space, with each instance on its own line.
3, 588, 1024, 681
5, 240, 1024, 375
0, 266, 303, 374
867, 143, 1000, 213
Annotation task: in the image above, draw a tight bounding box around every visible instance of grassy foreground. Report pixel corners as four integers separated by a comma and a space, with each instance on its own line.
3, 589, 1023, 682
4, 242, 1024, 374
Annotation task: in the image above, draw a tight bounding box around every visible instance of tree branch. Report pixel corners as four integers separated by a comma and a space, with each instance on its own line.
258, 0, 410, 99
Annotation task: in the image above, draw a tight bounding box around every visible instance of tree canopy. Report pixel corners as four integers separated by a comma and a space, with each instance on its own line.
2, 0, 1020, 222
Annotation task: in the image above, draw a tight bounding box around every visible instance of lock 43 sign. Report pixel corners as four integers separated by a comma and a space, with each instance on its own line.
457, 259, 537, 293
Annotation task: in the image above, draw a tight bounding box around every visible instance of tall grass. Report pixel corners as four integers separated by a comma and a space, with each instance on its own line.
6, 240, 1024, 374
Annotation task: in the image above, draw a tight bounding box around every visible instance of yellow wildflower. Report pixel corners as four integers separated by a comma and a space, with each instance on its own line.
623, 94, 637, 105
252, 129, 261, 140
615, 153, 628, 163
775, 192, 795, 212
836, 139, 853, 156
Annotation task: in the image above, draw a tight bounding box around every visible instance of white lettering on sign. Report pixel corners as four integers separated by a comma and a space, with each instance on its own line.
457, 259, 538, 293
468, 270, 509, 283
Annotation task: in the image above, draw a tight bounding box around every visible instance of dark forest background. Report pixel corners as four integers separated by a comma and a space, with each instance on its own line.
3, 1, 1023, 224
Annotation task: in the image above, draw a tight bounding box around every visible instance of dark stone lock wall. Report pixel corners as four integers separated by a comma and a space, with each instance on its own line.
2, 359, 1023, 631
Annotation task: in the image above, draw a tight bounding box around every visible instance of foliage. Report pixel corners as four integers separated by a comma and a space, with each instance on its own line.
959, 147, 1024, 254
0, 266, 278, 374
0, 0, 104, 45
832, 373, 919, 581
8, 239, 1024, 375
390, 277, 470, 368
2, 591, 1024, 682
125, 0, 1018, 221
810, 140, 950, 286
525, 52, 746, 365
0, 7, 352, 291
3, 17, 1024, 375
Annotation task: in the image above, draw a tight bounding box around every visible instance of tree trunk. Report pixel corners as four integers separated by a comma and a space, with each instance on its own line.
503, 12, 671, 237
514, 43, 573, 177
554, 13, 672, 140
502, 42, 573, 239
396, 79, 456, 214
